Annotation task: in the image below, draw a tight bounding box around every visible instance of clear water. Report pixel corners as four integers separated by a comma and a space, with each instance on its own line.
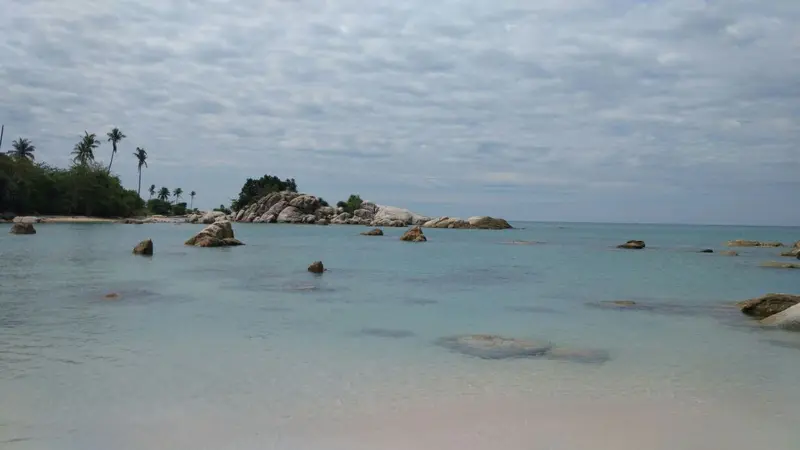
1, 222, 799, 449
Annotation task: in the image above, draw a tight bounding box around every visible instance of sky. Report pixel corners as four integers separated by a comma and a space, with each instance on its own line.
1, 0, 798, 225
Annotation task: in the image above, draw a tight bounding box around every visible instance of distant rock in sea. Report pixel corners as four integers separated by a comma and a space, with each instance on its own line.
726, 239, 784, 248
133, 239, 154, 255
12, 216, 41, 224
308, 261, 325, 274
361, 228, 384, 236
760, 261, 800, 269
231, 191, 512, 229
9, 222, 36, 235
617, 240, 645, 249
400, 226, 427, 242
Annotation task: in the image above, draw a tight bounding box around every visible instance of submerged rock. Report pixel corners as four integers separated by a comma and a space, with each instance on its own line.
9, 223, 36, 235
185, 220, 243, 247
358, 328, 415, 339
361, 228, 384, 236
133, 239, 154, 255
720, 250, 739, 256
400, 226, 427, 242
546, 347, 611, 364
760, 261, 800, 269
103, 293, 120, 300
738, 293, 800, 319
617, 240, 645, 249
760, 303, 800, 331
308, 261, 325, 274
726, 240, 784, 247
436, 334, 552, 360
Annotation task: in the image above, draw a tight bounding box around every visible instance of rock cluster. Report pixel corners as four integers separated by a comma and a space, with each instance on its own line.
185, 220, 244, 247
739, 293, 800, 332
228, 191, 512, 229
726, 240, 784, 247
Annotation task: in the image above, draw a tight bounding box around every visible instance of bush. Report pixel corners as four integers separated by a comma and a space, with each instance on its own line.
172, 202, 187, 216
337, 194, 363, 214
231, 174, 297, 210
147, 199, 172, 215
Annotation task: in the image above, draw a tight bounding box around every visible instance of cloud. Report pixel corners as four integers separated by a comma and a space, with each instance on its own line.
1, 0, 798, 224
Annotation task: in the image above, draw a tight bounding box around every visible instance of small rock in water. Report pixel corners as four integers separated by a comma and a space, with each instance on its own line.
9, 223, 36, 235
617, 240, 645, 249
546, 347, 611, 364
132, 239, 154, 255
104, 293, 120, 300
308, 261, 325, 274
760, 261, 800, 270
726, 240, 784, 248
436, 334, 552, 360
720, 250, 739, 256
361, 228, 384, 236
400, 226, 426, 242
699, 249, 714, 253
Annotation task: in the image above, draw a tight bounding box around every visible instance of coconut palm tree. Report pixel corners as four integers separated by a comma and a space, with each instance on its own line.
157, 187, 170, 201
133, 147, 148, 196
106, 127, 126, 173
7, 137, 36, 161
71, 131, 101, 165
190, 191, 196, 209
173, 187, 183, 204
148, 184, 156, 200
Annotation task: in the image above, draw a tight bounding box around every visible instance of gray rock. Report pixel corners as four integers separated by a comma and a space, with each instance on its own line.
353, 208, 374, 220
423, 217, 471, 229
264, 200, 289, 218
185, 220, 241, 247
277, 206, 304, 223
761, 303, 800, 331
726, 240, 784, 247
436, 334, 552, 359
301, 214, 317, 224
133, 239, 154, 255
361, 228, 384, 236
315, 206, 336, 219
9, 223, 36, 234
289, 195, 320, 214
738, 293, 800, 319
373, 206, 430, 227
331, 212, 352, 224
308, 261, 325, 273
400, 226, 427, 242
200, 211, 226, 224
359, 201, 379, 215
12, 216, 40, 224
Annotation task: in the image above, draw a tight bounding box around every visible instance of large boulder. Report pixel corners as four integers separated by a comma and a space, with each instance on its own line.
315, 206, 336, 219
12, 216, 40, 224
308, 261, 325, 273
373, 206, 430, 227
761, 303, 800, 331
9, 223, 36, 234
200, 210, 227, 224
467, 216, 512, 230
353, 208, 375, 220
277, 206, 304, 223
288, 195, 320, 214
738, 294, 800, 319
424, 217, 471, 229
617, 240, 646, 249
361, 228, 384, 236
726, 240, 784, 247
331, 212, 352, 224
185, 220, 243, 247
359, 201, 379, 215
133, 239, 154, 255
400, 225, 427, 242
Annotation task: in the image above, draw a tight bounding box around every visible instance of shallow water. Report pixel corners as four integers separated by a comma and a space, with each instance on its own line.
1, 222, 799, 449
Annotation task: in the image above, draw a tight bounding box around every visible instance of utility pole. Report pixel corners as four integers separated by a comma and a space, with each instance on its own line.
0, 124, 4, 150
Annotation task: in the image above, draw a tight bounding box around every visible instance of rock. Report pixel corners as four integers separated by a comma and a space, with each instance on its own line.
373, 206, 430, 227
760, 261, 800, 269
308, 261, 325, 274
221, 238, 244, 246
9, 223, 36, 235
315, 206, 336, 219
738, 294, 800, 319
133, 239, 154, 255
317, 219, 329, 226
699, 249, 714, 253
780, 248, 800, 257
467, 216, 513, 230
331, 212, 352, 224
288, 195, 320, 214
186, 214, 201, 224
546, 347, 611, 364
361, 228, 384, 236
359, 202, 379, 215
726, 240, 784, 247
277, 206, 304, 223
353, 209, 375, 220
200, 211, 226, 224
720, 250, 739, 256
12, 216, 40, 224
104, 293, 120, 300
760, 303, 800, 331
185, 220, 241, 247
617, 240, 645, 249
436, 334, 552, 359
423, 217, 471, 229
400, 225, 427, 242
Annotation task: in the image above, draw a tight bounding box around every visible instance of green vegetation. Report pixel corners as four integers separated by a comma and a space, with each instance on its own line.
231, 174, 297, 211
337, 194, 363, 214
318, 197, 329, 207
0, 128, 197, 218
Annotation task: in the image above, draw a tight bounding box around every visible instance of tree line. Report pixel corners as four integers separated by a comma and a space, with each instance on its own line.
0, 126, 197, 217
229, 173, 366, 214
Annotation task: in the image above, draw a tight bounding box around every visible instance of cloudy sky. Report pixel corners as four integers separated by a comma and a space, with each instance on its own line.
2, 0, 798, 225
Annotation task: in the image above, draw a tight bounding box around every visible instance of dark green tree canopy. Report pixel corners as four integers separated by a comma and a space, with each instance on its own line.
337, 194, 363, 214
231, 174, 297, 210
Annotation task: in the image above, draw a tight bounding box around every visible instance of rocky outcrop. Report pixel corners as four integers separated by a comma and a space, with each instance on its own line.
373, 206, 430, 227
9, 223, 36, 234
133, 239, 154, 255
760, 303, 800, 331
726, 240, 784, 247
361, 228, 384, 236
780, 248, 800, 258
467, 216, 513, 230
308, 261, 325, 273
185, 220, 244, 247
400, 226, 427, 242
423, 217, 471, 229
738, 294, 800, 319
617, 240, 645, 249
12, 216, 40, 224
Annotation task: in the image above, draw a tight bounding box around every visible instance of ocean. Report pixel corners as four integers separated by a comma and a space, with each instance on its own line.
1, 222, 799, 450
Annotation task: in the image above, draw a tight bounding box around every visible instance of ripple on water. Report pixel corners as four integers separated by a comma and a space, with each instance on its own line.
355, 328, 416, 339
505, 305, 562, 314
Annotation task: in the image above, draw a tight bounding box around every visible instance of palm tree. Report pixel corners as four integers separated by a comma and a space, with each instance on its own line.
148, 184, 156, 200
190, 191, 196, 209
106, 127, 126, 173
157, 187, 170, 201
173, 187, 183, 204
133, 147, 148, 196
71, 131, 101, 165
7, 137, 36, 161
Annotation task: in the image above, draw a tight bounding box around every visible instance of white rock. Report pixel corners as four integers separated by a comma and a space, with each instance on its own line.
12, 216, 40, 224
761, 303, 800, 331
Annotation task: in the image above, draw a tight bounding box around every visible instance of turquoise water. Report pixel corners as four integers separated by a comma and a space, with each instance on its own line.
1, 222, 799, 449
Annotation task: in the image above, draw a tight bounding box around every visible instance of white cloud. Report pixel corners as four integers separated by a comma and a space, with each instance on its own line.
1, 0, 798, 224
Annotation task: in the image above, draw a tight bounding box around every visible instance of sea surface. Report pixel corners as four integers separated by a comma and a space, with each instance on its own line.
1, 222, 799, 450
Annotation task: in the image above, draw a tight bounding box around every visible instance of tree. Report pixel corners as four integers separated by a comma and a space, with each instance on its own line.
133, 147, 148, 197
173, 187, 183, 204
148, 184, 155, 200
231, 174, 297, 210
7, 138, 36, 161
71, 131, 101, 165
190, 190, 196, 209
337, 194, 363, 214
157, 186, 170, 201
318, 197, 329, 207
106, 127, 126, 173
